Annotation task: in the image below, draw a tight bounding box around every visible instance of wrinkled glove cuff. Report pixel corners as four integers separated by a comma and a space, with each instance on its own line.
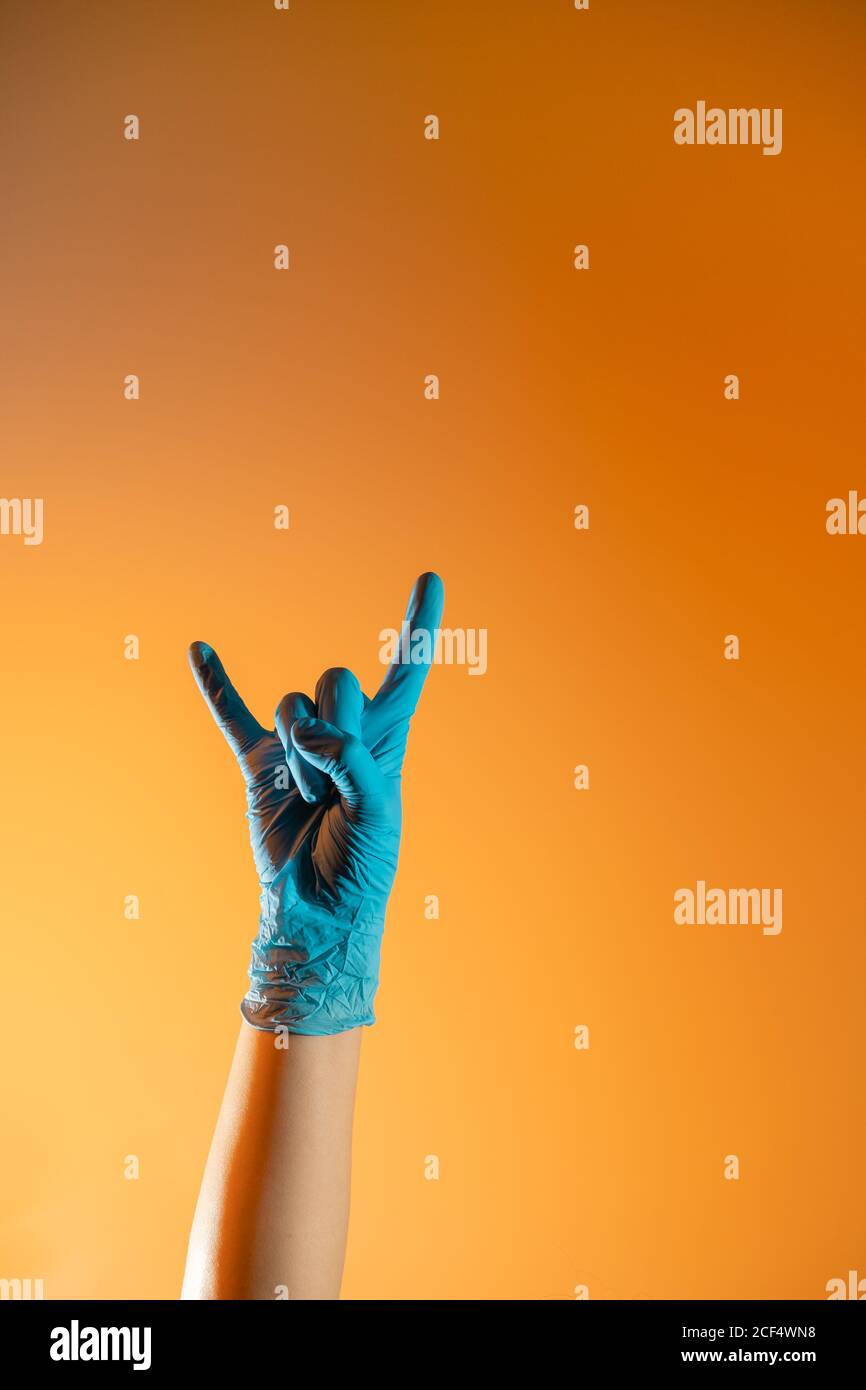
240, 875, 385, 1037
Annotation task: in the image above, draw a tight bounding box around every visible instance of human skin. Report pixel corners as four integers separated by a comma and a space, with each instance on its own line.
181, 1025, 362, 1300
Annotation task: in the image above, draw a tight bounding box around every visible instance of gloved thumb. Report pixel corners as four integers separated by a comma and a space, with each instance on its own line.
290, 717, 386, 808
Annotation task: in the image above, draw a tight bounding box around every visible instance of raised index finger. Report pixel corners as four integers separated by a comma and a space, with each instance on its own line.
370, 572, 445, 722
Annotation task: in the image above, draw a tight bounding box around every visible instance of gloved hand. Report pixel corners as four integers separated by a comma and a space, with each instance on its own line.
188, 572, 444, 1036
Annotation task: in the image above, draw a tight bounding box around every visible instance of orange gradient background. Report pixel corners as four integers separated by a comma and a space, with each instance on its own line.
1, 0, 865, 1300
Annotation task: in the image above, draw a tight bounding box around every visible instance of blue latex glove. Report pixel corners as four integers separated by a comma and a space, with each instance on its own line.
188, 572, 444, 1036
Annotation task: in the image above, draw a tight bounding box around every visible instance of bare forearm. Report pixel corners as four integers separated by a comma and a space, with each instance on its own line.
181, 1022, 362, 1300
